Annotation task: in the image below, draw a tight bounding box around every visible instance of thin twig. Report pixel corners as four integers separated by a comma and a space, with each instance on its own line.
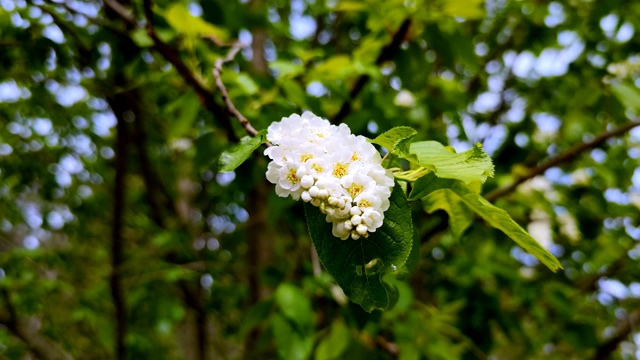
485, 120, 640, 202
310, 246, 322, 277
103, 0, 239, 139
103, 0, 136, 25
212, 41, 261, 137
331, 18, 412, 124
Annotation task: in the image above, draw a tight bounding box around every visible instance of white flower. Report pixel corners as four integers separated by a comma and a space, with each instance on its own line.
264, 112, 395, 240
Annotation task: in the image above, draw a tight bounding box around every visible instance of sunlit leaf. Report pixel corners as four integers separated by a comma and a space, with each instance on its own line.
442, 0, 485, 19
611, 82, 640, 112
163, 3, 229, 39
369, 126, 417, 157
333, 1, 368, 12
409, 141, 494, 184
422, 187, 474, 240
442, 181, 563, 271
218, 131, 267, 172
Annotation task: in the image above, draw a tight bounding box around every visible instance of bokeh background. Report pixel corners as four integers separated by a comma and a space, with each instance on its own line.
1, 0, 640, 359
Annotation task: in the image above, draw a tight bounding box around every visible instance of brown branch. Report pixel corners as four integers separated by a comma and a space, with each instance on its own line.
485, 120, 640, 202
592, 308, 640, 360
103, 0, 238, 140
331, 18, 412, 124
106, 96, 131, 360
375, 336, 399, 358
212, 40, 260, 137
103, 0, 136, 25
311, 246, 322, 277
0, 289, 73, 360
141, 0, 237, 138
130, 108, 179, 227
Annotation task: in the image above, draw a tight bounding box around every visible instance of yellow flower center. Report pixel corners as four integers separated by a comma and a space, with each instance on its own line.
349, 184, 364, 197
333, 163, 348, 178
300, 153, 313, 162
359, 199, 371, 208
351, 153, 360, 161
287, 168, 299, 183
311, 163, 324, 173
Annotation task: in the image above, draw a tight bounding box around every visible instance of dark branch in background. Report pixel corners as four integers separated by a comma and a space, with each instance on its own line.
0, 289, 73, 360
485, 120, 640, 202
131, 111, 179, 227
103, 0, 238, 139
179, 281, 208, 360
592, 308, 640, 360
212, 39, 260, 137
103, 0, 135, 23
107, 97, 131, 360
331, 18, 412, 124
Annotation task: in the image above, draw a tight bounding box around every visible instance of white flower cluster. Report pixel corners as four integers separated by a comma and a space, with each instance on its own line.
264, 112, 394, 240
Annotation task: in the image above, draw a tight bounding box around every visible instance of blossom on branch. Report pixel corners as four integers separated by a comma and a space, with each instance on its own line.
264, 112, 394, 240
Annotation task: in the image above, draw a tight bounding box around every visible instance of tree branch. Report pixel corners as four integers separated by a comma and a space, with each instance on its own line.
331, 18, 412, 124
106, 95, 131, 360
130, 108, 180, 227
103, 0, 136, 25
103, 0, 238, 140
212, 40, 260, 137
0, 289, 73, 360
485, 120, 640, 202
592, 308, 640, 360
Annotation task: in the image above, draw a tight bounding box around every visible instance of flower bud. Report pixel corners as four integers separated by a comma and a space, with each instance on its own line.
318, 189, 329, 199
301, 175, 314, 188
328, 196, 339, 206
344, 220, 353, 230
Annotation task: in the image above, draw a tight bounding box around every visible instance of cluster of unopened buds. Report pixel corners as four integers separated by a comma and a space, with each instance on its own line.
264, 112, 394, 240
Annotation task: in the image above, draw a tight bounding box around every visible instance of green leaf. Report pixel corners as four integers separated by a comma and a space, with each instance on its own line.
422, 188, 474, 240
270, 60, 304, 79
281, 79, 308, 108
218, 131, 267, 172
442, 0, 485, 19
442, 181, 562, 271
309, 55, 354, 82
333, 1, 368, 12
130, 29, 153, 47
163, 3, 229, 39
408, 172, 454, 200
271, 314, 314, 360
611, 82, 640, 112
409, 141, 494, 184
369, 126, 417, 157
275, 283, 314, 329
315, 320, 350, 360
235, 73, 259, 95
239, 298, 274, 337
305, 183, 413, 312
